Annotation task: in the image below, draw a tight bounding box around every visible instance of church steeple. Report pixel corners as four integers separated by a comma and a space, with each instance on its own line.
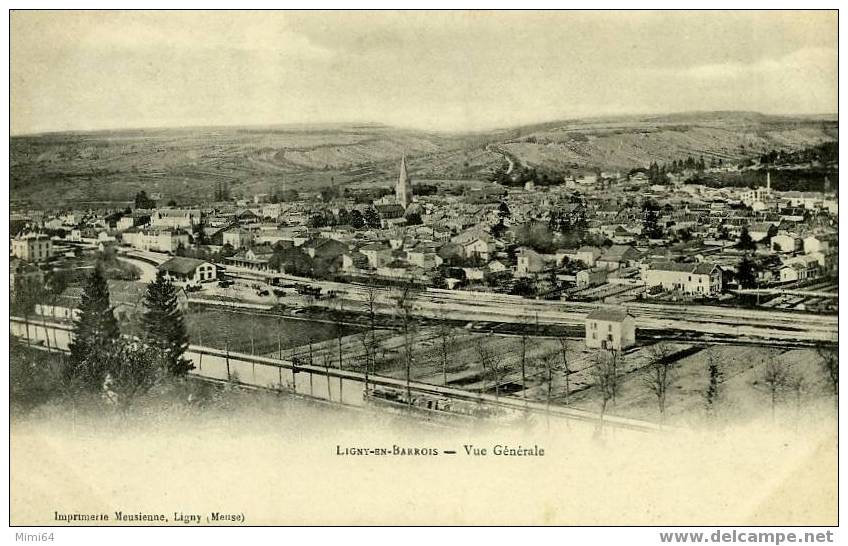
396, 154, 413, 209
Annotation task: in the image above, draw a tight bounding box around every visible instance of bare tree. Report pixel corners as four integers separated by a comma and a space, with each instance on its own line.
814, 346, 838, 405
361, 282, 381, 393
519, 329, 529, 400
395, 283, 417, 403
541, 352, 563, 427
475, 335, 501, 398
704, 349, 724, 419
786, 365, 806, 426
590, 349, 622, 432
435, 306, 457, 386
557, 336, 571, 407
761, 353, 790, 421
642, 342, 676, 426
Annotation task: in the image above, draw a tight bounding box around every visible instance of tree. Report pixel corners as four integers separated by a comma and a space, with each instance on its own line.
736, 256, 758, 289
591, 349, 622, 433
12, 276, 43, 348
142, 271, 193, 377
395, 283, 417, 403
761, 353, 790, 421
101, 341, 163, 410
541, 351, 564, 427
474, 335, 498, 398
498, 201, 511, 219
557, 337, 572, 407
704, 350, 724, 418
435, 306, 457, 386
134, 190, 156, 209
642, 198, 663, 239
815, 346, 838, 405
642, 342, 676, 426
519, 329, 529, 399
737, 227, 756, 250
364, 206, 381, 229
349, 209, 366, 229
67, 267, 121, 390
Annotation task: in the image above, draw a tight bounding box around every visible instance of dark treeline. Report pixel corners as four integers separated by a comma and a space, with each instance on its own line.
759, 141, 838, 166
687, 168, 837, 193
488, 163, 567, 187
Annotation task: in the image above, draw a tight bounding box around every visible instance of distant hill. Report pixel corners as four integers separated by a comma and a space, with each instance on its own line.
10, 112, 837, 207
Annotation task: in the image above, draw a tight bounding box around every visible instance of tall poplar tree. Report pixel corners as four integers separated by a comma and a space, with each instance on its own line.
142, 271, 193, 376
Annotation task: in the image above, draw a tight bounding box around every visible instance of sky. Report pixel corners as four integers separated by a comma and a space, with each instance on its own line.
10, 10, 838, 135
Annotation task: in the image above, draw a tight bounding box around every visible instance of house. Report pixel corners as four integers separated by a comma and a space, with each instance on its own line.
406, 242, 443, 269
341, 251, 370, 271
360, 243, 394, 268
778, 255, 819, 283
36, 280, 188, 323
803, 234, 836, 255
486, 259, 509, 274
222, 227, 254, 250
303, 238, 349, 261
123, 228, 190, 253
150, 208, 201, 229
770, 233, 800, 254
596, 245, 640, 271
452, 228, 496, 260
585, 307, 636, 350
574, 246, 603, 267
11, 233, 53, 262
10, 258, 44, 292
158, 257, 217, 285
643, 262, 723, 296
747, 222, 775, 242
515, 247, 549, 276
576, 268, 608, 289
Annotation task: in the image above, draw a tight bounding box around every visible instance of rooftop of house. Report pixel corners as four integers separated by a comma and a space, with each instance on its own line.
159, 256, 211, 275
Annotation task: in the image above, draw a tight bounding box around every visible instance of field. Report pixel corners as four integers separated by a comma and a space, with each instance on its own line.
567, 344, 835, 427
11, 112, 837, 207
183, 305, 361, 356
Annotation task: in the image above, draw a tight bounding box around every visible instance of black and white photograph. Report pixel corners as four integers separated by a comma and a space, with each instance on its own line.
6, 8, 840, 532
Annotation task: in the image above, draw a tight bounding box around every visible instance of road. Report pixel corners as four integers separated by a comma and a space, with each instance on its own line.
122, 248, 838, 344
116, 254, 158, 283
486, 143, 515, 173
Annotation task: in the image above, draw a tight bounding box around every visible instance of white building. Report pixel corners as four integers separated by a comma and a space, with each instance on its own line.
643, 262, 722, 295
123, 228, 190, 253
11, 233, 53, 262
150, 208, 201, 229
223, 227, 254, 250
585, 307, 636, 350
158, 257, 217, 285
770, 233, 800, 253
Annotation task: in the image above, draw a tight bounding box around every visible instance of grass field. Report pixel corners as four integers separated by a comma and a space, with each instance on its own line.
184, 305, 361, 356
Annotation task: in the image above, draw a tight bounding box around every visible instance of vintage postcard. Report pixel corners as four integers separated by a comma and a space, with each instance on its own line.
8, 9, 839, 530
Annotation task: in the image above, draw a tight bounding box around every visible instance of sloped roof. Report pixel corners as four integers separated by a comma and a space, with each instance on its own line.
159, 256, 211, 275
600, 245, 638, 261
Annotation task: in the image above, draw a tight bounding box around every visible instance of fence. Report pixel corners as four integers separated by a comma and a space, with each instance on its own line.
10, 316, 661, 432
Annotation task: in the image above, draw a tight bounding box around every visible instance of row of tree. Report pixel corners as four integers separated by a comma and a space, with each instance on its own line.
63, 268, 193, 408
